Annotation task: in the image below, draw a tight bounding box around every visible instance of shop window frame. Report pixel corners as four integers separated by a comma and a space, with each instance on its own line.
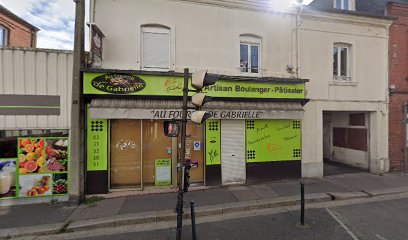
239, 34, 261, 76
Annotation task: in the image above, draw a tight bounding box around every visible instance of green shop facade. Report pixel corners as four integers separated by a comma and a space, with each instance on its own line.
83, 70, 308, 194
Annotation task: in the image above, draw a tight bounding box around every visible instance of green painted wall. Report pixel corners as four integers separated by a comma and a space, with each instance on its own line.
86, 117, 108, 171
245, 120, 301, 162
205, 120, 221, 165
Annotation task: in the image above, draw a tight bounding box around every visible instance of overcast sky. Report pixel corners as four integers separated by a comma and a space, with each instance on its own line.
0, 0, 313, 50
0, 0, 89, 50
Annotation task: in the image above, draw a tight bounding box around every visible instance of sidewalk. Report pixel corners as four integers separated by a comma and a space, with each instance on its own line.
1, 171, 408, 239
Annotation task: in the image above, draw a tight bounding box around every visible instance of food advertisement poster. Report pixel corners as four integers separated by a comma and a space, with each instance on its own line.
0, 159, 17, 199
246, 120, 301, 163
0, 137, 70, 200
206, 120, 221, 165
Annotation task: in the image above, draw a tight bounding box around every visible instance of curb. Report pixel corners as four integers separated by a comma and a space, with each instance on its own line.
0, 190, 405, 239
0, 223, 65, 239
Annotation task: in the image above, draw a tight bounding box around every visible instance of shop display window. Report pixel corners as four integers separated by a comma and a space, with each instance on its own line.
142, 120, 172, 186
110, 120, 142, 189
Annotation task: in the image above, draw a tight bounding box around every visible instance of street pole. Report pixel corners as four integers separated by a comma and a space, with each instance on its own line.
70, 0, 85, 205
176, 68, 189, 240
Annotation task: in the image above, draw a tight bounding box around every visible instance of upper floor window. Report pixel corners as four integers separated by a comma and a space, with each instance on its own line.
141, 26, 170, 70
334, 0, 350, 10
333, 43, 351, 81
240, 35, 261, 75
0, 26, 8, 46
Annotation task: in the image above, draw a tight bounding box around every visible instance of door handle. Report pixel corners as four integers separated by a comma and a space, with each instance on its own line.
232, 154, 235, 156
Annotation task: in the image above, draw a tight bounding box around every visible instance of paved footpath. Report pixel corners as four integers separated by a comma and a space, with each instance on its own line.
1, 172, 408, 239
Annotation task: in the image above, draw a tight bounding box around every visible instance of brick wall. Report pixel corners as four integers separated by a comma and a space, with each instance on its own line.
387, 3, 408, 172
0, 12, 36, 47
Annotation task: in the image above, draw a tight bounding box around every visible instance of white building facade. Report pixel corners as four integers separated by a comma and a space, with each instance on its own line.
84, 0, 391, 193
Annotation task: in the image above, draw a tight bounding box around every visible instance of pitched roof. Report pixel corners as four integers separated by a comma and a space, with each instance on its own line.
0, 4, 39, 31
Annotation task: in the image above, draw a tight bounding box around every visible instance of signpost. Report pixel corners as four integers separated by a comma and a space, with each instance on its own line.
175, 68, 219, 240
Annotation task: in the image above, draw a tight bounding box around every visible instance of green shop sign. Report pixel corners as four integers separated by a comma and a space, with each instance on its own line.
246, 120, 302, 162
206, 120, 221, 165
83, 72, 305, 99
87, 116, 108, 171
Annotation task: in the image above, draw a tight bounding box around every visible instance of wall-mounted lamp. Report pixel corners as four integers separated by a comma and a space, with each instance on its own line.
389, 84, 397, 93
286, 64, 294, 74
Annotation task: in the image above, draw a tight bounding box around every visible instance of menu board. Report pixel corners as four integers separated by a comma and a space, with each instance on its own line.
246, 120, 301, 162
87, 119, 108, 171
155, 159, 171, 186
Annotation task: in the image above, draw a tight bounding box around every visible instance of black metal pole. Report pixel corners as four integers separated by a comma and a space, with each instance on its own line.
190, 200, 197, 240
176, 68, 189, 240
300, 181, 305, 225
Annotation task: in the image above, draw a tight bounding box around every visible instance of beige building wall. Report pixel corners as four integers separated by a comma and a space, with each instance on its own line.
0, 47, 73, 130
92, 0, 297, 77
300, 11, 391, 177
91, 0, 391, 178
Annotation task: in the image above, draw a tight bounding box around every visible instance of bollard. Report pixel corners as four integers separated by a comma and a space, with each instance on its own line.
300, 181, 305, 225
190, 200, 197, 240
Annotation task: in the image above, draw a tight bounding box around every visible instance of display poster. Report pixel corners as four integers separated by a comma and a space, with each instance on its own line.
206, 120, 221, 165
83, 72, 305, 99
246, 120, 301, 163
17, 137, 69, 198
87, 117, 108, 171
0, 159, 17, 199
155, 159, 171, 186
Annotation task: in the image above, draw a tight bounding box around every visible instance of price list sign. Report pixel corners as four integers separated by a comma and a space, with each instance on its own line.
87, 119, 108, 171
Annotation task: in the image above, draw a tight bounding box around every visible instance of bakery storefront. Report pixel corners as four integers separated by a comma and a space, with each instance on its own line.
83, 70, 308, 194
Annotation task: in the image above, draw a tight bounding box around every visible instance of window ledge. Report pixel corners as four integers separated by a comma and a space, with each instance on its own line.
329, 80, 358, 86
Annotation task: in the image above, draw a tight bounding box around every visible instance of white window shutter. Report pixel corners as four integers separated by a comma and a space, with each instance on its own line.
142, 31, 170, 69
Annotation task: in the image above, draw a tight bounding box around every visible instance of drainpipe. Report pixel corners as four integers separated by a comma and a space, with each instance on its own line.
404, 103, 408, 174
296, 0, 304, 78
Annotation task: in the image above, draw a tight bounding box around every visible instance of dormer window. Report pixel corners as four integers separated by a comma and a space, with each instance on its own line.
334, 0, 351, 10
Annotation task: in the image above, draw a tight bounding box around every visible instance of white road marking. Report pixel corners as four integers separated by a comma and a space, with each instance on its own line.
376, 234, 388, 240
325, 207, 359, 240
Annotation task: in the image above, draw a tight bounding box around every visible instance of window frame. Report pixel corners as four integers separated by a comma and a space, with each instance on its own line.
333, 43, 352, 82
334, 0, 350, 10
0, 25, 8, 46
141, 26, 171, 70
239, 35, 261, 76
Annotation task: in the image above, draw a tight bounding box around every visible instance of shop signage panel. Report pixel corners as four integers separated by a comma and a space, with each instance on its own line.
246, 120, 301, 162
155, 159, 172, 186
83, 72, 305, 99
87, 118, 108, 171
206, 120, 221, 165
90, 108, 303, 120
